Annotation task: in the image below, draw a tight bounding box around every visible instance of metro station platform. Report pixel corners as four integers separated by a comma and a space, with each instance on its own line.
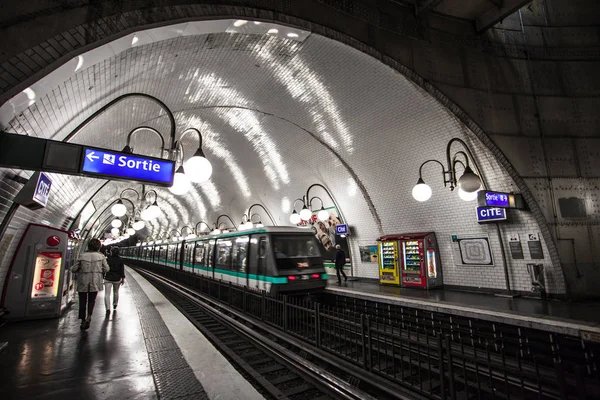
0, 267, 264, 400
326, 278, 600, 336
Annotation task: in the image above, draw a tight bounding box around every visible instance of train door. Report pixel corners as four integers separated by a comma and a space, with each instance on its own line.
257, 236, 268, 291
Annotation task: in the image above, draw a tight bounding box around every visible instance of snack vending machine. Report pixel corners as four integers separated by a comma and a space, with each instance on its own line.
377, 239, 400, 286
1, 224, 74, 320
377, 232, 442, 289
398, 232, 442, 289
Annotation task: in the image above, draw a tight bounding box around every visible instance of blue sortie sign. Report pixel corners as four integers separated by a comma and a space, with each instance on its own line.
81, 147, 175, 186
476, 207, 507, 223
32, 172, 52, 207
482, 191, 510, 207
335, 224, 348, 235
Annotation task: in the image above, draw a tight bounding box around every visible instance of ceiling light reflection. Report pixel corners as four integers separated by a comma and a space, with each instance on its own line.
233, 20, 248, 27
75, 56, 84, 72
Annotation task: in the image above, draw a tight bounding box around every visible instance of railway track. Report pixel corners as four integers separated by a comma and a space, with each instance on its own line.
135, 267, 421, 400
130, 262, 600, 400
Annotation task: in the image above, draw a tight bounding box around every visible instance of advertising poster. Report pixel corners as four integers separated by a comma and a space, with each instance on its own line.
297, 207, 351, 269
31, 251, 63, 300
359, 245, 378, 263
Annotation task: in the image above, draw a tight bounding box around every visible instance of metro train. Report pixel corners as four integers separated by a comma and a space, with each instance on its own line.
121, 226, 328, 294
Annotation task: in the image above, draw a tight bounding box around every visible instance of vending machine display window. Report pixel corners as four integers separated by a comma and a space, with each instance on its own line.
377, 241, 400, 285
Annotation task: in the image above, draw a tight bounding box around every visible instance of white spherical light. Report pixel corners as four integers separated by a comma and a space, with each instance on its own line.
169, 168, 191, 195
211, 228, 221, 235
299, 207, 312, 221
412, 180, 432, 202
111, 202, 127, 217
256, 223, 264, 228
111, 219, 122, 228
133, 220, 145, 230
458, 188, 479, 202
238, 223, 246, 231
126, 227, 136, 235
184, 154, 213, 183
111, 228, 120, 236
290, 212, 301, 225
458, 167, 482, 193
317, 209, 329, 222
146, 203, 161, 220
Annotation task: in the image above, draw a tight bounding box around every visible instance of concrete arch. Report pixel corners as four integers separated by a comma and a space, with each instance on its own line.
0, 2, 567, 294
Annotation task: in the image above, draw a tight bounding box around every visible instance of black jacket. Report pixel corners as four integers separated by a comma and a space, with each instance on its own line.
105, 255, 125, 282
335, 249, 346, 268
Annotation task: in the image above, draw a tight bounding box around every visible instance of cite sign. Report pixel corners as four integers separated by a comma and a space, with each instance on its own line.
81, 147, 175, 186
476, 207, 507, 223
32, 172, 52, 207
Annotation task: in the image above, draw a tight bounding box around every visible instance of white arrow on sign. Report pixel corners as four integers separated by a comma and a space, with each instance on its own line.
86, 151, 99, 163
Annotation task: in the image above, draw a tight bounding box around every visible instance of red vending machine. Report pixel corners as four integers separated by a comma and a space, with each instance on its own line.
386, 232, 443, 289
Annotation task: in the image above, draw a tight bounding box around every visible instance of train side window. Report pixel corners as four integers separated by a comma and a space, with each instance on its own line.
259, 239, 267, 257
206, 242, 213, 268
215, 239, 232, 270
232, 236, 249, 273
195, 242, 205, 265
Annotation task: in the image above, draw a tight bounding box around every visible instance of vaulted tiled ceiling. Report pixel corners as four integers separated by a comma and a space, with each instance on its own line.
2, 30, 501, 241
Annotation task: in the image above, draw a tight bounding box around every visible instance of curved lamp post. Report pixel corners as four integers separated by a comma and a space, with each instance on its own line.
247, 203, 277, 226
412, 138, 485, 202
215, 214, 237, 233
195, 221, 211, 235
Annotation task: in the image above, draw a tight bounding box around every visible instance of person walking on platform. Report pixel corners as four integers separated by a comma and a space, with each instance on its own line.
104, 247, 125, 315
335, 244, 347, 284
71, 239, 108, 331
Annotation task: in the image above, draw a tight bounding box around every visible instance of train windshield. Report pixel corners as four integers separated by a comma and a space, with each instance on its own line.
272, 235, 322, 270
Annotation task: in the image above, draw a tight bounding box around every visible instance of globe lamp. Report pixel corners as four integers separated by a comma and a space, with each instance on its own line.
126, 227, 136, 235
290, 210, 301, 225
111, 200, 127, 217
412, 178, 432, 202
111, 219, 122, 228
133, 220, 145, 230
457, 166, 482, 193
299, 205, 312, 221
169, 166, 191, 195
317, 207, 329, 222
184, 148, 213, 183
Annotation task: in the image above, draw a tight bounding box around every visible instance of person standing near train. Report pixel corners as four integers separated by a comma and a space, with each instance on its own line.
71, 238, 109, 330
335, 244, 347, 284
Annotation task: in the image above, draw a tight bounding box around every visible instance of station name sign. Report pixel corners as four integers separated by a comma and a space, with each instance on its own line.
81, 147, 175, 186
476, 207, 507, 223
32, 172, 52, 207
477, 191, 526, 210
335, 224, 349, 235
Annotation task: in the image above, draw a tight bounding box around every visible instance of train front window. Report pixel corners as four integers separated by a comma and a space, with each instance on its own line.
272, 235, 322, 270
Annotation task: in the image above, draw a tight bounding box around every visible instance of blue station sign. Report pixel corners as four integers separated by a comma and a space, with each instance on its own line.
335, 224, 349, 235
477, 190, 526, 210
32, 172, 52, 207
81, 147, 175, 186
476, 206, 507, 223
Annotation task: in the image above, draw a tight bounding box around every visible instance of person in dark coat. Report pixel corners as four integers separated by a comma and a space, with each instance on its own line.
335, 244, 347, 284
104, 247, 126, 315
71, 238, 109, 330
